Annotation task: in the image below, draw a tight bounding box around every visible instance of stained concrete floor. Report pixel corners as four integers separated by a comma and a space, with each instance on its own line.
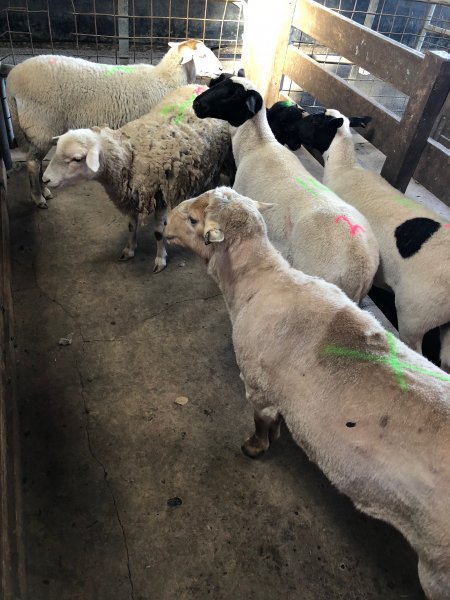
8, 150, 439, 600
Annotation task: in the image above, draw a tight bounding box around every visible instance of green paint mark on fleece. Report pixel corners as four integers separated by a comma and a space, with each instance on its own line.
105, 65, 138, 76
323, 331, 450, 392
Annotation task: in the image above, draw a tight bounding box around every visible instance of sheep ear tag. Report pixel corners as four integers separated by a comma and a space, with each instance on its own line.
86, 147, 100, 173
204, 228, 224, 245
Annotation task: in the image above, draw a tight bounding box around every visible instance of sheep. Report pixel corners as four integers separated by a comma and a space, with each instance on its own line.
266, 101, 371, 152
208, 67, 245, 87
42, 84, 230, 272
165, 185, 450, 600
318, 108, 450, 371
192, 76, 379, 303
6, 39, 223, 209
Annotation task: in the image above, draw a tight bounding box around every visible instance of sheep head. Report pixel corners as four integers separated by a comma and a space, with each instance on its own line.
42, 128, 105, 189
193, 76, 263, 126
165, 187, 274, 259
169, 39, 223, 81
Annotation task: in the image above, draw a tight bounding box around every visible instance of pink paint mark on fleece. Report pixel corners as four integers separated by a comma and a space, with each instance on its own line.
336, 215, 365, 236
49, 57, 57, 65
444, 224, 450, 229
194, 85, 208, 95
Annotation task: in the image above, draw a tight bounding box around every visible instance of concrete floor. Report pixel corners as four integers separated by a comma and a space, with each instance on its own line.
8, 153, 434, 600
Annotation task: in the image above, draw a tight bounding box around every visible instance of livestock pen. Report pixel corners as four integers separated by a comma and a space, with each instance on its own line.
1, 1, 450, 599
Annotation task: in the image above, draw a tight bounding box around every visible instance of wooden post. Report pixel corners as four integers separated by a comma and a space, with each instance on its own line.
0, 162, 27, 600
241, 0, 296, 106
381, 51, 450, 192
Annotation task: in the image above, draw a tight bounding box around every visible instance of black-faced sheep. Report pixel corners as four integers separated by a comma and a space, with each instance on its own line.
318, 108, 450, 371
192, 76, 379, 303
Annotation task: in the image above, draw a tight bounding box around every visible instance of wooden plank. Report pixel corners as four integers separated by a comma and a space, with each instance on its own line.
241, 0, 296, 105
414, 138, 450, 206
381, 51, 450, 192
0, 162, 26, 600
283, 45, 400, 155
294, 0, 423, 97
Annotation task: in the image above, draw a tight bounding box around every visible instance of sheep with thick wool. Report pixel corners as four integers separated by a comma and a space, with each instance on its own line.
6, 39, 222, 208
320, 108, 450, 370
165, 186, 450, 600
193, 76, 379, 303
42, 85, 230, 272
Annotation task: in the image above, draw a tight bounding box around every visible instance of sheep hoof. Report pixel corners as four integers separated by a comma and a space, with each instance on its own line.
42, 187, 53, 200
153, 257, 167, 273
36, 198, 48, 209
119, 248, 135, 261
241, 438, 268, 459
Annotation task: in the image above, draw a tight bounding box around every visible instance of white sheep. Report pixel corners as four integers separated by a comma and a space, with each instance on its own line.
165, 186, 450, 600
42, 84, 230, 272
192, 77, 379, 303
321, 109, 450, 370
6, 39, 222, 208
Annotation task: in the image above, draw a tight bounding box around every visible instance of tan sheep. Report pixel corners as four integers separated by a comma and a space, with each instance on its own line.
165, 186, 450, 600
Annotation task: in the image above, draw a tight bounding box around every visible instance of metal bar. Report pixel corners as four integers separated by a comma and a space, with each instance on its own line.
117, 0, 129, 64
416, 2, 436, 50
294, 0, 424, 97
363, 0, 380, 29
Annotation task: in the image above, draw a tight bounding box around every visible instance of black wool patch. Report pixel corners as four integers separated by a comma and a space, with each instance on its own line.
394, 217, 441, 258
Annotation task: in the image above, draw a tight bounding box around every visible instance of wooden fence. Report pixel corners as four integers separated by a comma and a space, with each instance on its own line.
0, 161, 26, 600
242, 0, 450, 205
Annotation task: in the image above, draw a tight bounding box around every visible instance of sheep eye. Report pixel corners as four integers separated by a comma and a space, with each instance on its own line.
72, 156, 83, 162
188, 216, 198, 225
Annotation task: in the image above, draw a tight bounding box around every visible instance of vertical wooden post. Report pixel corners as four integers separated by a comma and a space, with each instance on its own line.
0, 162, 27, 600
381, 51, 450, 192
241, 0, 296, 106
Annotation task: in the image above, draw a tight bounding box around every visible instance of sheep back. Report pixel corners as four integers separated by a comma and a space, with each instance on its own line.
6, 52, 185, 149
120, 85, 231, 215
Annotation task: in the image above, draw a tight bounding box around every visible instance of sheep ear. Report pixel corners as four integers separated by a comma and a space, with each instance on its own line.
204, 227, 224, 245
204, 216, 224, 244
349, 116, 372, 128
168, 42, 178, 49
86, 147, 100, 172
255, 201, 276, 212
245, 91, 262, 116
179, 52, 194, 65
330, 117, 344, 130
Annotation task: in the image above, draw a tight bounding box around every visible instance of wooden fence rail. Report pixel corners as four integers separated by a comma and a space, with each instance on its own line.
242, 0, 450, 205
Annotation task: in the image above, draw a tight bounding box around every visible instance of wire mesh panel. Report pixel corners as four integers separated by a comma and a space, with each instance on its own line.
0, 0, 245, 70
281, 0, 450, 121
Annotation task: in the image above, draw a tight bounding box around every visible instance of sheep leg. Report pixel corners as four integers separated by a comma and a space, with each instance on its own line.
153, 200, 168, 274
242, 406, 281, 459
439, 322, 450, 373
396, 302, 424, 354
27, 147, 49, 209
119, 213, 138, 260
